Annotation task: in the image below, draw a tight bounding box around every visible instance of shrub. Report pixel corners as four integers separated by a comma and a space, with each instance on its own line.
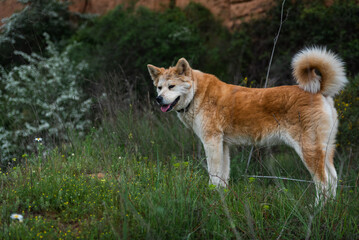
230, 0, 359, 86
0, 34, 91, 165
0, 0, 87, 69
71, 5, 202, 77
69, 3, 231, 97
335, 75, 359, 151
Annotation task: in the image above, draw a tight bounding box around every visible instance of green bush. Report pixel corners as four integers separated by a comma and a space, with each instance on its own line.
70, 3, 231, 94
71, 5, 202, 77
335, 75, 359, 150
0, 34, 91, 165
0, 0, 87, 69
231, 0, 359, 86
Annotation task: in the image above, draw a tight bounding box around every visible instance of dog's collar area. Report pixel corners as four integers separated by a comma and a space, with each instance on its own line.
176, 101, 191, 113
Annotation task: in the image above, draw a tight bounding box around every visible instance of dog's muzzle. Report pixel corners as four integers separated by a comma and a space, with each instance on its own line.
156, 96, 180, 112
156, 96, 163, 105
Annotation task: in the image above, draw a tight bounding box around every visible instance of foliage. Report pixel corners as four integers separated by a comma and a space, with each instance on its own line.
335, 75, 359, 150
70, 3, 230, 90
71, 5, 201, 76
0, 0, 88, 69
183, 3, 231, 80
231, 0, 359, 86
0, 34, 91, 165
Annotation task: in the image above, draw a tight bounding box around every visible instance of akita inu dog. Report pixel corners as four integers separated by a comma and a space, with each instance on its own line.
147, 47, 347, 203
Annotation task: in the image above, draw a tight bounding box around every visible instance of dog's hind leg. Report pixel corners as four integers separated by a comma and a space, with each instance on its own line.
300, 137, 339, 206
287, 131, 330, 205
325, 146, 337, 198
203, 135, 226, 187
300, 145, 328, 205
321, 96, 339, 199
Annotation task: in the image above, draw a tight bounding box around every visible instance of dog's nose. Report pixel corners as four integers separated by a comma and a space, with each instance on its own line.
156, 96, 163, 104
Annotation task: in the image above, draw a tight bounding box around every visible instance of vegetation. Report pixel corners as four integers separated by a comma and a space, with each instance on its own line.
0, 34, 91, 164
69, 3, 230, 95
1, 110, 358, 239
0, 0, 84, 69
0, 0, 358, 239
232, 0, 359, 85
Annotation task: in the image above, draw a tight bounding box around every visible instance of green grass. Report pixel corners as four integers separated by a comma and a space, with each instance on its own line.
1, 110, 358, 239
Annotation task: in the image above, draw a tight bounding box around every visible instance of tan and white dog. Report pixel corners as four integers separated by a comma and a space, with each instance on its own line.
147, 47, 347, 203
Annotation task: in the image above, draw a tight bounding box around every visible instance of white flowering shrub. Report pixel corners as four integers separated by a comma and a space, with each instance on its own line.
0, 0, 93, 69
0, 34, 91, 163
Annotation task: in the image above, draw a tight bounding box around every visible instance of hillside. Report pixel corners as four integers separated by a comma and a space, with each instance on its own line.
0, 0, 358, 239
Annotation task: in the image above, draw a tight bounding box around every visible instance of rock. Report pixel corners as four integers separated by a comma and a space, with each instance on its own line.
0, 0, 338, 29
0, 0, 23, 22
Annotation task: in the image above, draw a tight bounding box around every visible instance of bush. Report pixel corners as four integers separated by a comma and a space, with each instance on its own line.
0, 0, 87, 69
0, 34, 91, 165
335, 75, 359, 150
69, 3, 231, 97
231, 0, 359, 86
71, 5, 202, 76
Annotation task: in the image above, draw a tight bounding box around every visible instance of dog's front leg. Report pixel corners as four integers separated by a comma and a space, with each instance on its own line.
203, 136, 227, 187
222, 143, 230, 185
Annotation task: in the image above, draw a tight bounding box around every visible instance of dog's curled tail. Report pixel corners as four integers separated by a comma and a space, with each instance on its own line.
292, 47, 348, 97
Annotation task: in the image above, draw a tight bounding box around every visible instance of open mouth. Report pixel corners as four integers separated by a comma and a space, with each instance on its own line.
160, 96, 180, 112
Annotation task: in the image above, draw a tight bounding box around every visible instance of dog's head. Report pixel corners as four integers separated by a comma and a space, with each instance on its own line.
147, 58, 195, 113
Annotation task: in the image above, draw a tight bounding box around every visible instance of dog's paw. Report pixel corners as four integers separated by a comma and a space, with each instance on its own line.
209, 177, 228, 188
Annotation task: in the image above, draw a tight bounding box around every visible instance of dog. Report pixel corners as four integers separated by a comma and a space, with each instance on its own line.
147, 47, 348, 204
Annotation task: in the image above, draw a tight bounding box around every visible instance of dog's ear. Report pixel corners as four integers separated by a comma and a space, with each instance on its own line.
175, 58, 191, 76
147, 64, 162, 85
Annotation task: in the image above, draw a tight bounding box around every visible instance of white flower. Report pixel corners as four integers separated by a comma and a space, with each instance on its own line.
10, 213, 24, 222
34, 137, 43, 142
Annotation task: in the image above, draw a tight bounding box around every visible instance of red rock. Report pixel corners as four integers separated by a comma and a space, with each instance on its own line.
0, 0, 339, 28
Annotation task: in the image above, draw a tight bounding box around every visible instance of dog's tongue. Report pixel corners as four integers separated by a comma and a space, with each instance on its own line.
161, 105, 171, 112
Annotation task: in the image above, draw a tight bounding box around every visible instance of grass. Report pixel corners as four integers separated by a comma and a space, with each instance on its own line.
0, 109, 358, 239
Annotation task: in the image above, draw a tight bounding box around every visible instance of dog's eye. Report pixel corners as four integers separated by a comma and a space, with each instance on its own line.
168, 85, 175, 89
158, 86, 162, 90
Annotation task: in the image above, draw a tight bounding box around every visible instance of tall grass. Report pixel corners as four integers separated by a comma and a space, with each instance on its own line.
1, 105, 358, 239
